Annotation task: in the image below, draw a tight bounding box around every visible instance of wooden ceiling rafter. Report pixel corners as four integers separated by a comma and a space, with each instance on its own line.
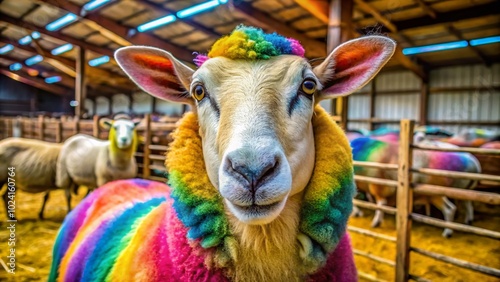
446, 25, 490, 66
139, 0, 221, 38
392, 1, 499, 32
39, 0, 195, 62
231, 1, 327, 58
0, 67, 70, 96
414, 0, 436, 19
0, 13, 115, 57
0, 53, 75, 87
0, 37, 134, 91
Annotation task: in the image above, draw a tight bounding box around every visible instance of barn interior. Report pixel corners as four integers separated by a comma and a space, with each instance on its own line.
0, 0, 499, 281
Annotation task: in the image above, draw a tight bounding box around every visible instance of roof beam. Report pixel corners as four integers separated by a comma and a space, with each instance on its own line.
0, 68, 70, 96
39, 0, 195, 62
0, 37, 134, 91
0, 53, 75, 87
139, 1, 220, 38
353, 0, 398, 33
446, 25, 490, 66
393, 1, 499, 32
293, 0, 329, 23
414, 0, 436, 19
231, 1, 326, 58
0, 13, 114, 57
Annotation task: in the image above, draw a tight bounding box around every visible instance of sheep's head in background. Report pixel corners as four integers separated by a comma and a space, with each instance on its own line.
100, 118, 140, 150
116, 26, 394, 225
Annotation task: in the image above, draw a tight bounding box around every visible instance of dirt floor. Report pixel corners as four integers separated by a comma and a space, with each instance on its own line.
0, 189, 499, 281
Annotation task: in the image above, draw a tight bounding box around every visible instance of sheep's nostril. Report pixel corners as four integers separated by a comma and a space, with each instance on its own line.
226, 151, 279, 194
120, 137, 127, 143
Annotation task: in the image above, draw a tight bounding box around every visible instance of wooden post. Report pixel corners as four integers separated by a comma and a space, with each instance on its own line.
128, 93, 134, 112
38, 115, 44, 140
108, 97, 113, 115
152, 97, 157, 113
6, 119, 11, 138
74, 117, 80, 134
328, 0, 353, 126
93, 98, 97, 116
396, 119, 415, 282
369, 79, 376, 131
75, 47, 87, 118
30, 97, 37, 112
419, 80, 429, 126
55, 120, 62, 143
143, 114, 152, 179
92, 115, 100, 138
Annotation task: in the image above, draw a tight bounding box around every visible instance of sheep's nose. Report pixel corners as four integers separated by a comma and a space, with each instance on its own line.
225, 149, 278, 194
120, 137, 128, 143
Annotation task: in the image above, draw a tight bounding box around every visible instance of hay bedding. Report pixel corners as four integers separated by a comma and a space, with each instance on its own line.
0, 189, 498, 281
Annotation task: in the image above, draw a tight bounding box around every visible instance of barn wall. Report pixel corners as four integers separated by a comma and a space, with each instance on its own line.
347, 63, 500, 134
427, 63, 500, 134
0, 75, 72, 116
92, 91, 185, 117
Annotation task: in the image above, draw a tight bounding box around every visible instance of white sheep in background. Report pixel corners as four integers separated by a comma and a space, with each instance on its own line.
50, 26, 396, 281
56, 118, 139, 193
0, 138, 67, 219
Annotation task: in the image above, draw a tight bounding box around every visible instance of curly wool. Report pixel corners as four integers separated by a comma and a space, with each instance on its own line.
194, 25, 305, 67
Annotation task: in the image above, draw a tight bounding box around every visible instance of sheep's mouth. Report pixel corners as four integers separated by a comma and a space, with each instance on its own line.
226, 198, 287, 224
233, 201, 281, 213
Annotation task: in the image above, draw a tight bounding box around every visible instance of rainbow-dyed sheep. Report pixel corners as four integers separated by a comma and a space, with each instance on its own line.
351, 137, 481, 237
49, 25, 397, 281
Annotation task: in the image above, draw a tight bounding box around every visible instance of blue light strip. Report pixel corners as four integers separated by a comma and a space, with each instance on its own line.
469, 35, 500, 46
9, 63, 22, 71
46, 13, 78, 31
31, 31, 41, 39
25, 55, 44, 66
136, 0, 228, 32
45, 76, 62, 84
137, 15, 176, 32
177, 0, 221, 18
83, 0, 110, 11
51, 43, 74, 55
19, 35, 32, 45
402, 40, 468, 55
88, 55, 110, 67
0, 44, 14, 54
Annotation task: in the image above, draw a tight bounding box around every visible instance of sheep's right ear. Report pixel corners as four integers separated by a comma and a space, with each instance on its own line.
115, 46, 195, 105
100, 118, 112, 130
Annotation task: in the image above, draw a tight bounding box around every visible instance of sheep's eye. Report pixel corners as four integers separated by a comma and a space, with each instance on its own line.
192, 85, 205, 101
301, 80, 316, 95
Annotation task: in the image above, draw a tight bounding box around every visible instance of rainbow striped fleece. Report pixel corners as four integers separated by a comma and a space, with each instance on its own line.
49, 106, 357, 281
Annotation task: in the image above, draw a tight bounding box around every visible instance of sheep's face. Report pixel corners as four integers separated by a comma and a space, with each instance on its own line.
193, 56, 316, 224
101, 119, 140, 149
115, 35, 396, 225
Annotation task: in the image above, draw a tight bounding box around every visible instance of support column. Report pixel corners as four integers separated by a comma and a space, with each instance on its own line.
152, 97, 157, 113
328, 0, 353, 129
419, 79, 429, 126
108, 97, 113, 115
75, 47, 87, 118
369, 78, 376, 130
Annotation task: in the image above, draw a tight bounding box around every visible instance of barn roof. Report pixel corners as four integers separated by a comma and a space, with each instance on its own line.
0, 0, 498, 97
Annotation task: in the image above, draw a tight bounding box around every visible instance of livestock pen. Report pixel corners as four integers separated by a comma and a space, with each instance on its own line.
0, 115, 499, 281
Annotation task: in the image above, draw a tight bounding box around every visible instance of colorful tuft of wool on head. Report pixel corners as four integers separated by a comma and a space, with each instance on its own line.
193, 25, 305, 67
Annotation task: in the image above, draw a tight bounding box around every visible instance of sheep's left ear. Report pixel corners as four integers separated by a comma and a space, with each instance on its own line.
133, 121, 140, 127
100, 118, 113, 129
313, 36, 395, 100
